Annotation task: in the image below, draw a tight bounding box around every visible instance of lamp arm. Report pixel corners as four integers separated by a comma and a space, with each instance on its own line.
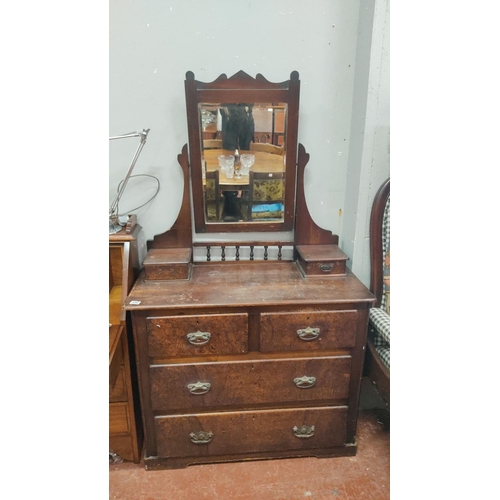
109, 129, 150, 217
110, 131, 145, 140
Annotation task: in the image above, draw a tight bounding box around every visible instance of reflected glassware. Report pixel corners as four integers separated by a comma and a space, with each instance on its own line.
240, 154, 255, 176
225, 163, 235, 178
218, 155, 234, 175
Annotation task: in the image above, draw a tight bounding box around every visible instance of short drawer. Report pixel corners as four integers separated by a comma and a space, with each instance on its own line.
150, 356, 351, 411
147, 313, 248, 358
155, 406, 348, 458
295, 244, 348, 277
260, 310, 357, 352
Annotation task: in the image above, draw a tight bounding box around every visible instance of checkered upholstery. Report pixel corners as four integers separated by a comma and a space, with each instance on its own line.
369, 308, 390, 370
369, 307, 390, 344
375, 345, 390, 370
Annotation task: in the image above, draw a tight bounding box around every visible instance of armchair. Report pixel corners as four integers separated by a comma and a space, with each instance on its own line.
365, 178, 390, 412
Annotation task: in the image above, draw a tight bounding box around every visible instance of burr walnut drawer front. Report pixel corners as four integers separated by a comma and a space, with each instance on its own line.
147, 313, 248, 358
155, 406, 348, 459
259, 310, 357, 352
150, 356, 351, 412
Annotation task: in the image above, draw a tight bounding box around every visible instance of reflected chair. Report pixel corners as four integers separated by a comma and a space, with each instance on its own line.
254, 132, 271, 143
203, 139, 223, 149
365, 178, 390, 417
247, 171, 284, 220
204, 170, 222, 221
250, 143, 285, 156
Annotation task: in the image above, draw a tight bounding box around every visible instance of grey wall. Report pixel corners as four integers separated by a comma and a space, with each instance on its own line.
109, 0, 390, 284
342, 0, 390, 286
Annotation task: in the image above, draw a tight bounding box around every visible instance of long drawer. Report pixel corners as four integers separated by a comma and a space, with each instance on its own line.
260, 310, 357, 352
147, 313, 248, 358
155, 406, 348, 458
150, 355, 351, 411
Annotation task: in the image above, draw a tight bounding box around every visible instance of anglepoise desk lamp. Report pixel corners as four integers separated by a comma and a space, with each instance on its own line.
109, 128, 150, 234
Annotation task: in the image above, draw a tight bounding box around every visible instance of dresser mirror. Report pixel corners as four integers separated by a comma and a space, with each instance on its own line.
185, 71, 300, 233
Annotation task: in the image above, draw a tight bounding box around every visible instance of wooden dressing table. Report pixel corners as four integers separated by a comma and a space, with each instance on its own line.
124, 71, 375, 469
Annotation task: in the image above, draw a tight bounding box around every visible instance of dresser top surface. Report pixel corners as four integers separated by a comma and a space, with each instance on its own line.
124, 261, 374, 311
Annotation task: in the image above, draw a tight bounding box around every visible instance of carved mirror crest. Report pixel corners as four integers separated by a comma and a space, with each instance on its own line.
185, 71, 300, 233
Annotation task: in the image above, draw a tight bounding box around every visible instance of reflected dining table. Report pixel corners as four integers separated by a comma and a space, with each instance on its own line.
203, 149, 285, 187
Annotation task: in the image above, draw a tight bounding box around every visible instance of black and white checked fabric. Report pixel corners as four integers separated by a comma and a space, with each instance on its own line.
369, 307, 390, 370
369, 307, 390, 344
375, 345, 390, 370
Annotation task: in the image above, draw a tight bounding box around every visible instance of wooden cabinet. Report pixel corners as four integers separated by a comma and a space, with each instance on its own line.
126, 260, 373, 469
109, 222, 143, 462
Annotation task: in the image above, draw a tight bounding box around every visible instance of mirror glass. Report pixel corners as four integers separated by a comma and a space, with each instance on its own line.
185, 70, 300, 233
200, 103, 287, 224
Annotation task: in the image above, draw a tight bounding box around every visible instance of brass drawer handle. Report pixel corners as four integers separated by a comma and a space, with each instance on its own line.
186, 331, 211, 345
293, 375, 316, 389
190, 431, 213, 444
293, 425, 315, 438
296, 327, 320, 341
319, 263, 333, 272
187, 381, 211, 395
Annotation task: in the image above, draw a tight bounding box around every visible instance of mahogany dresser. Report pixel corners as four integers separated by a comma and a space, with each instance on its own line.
109, 217, 143, 462
125, 257, 373, 469
123, 71, 375, 469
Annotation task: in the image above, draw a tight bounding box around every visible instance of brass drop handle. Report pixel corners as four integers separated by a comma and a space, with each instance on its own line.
190, 431, 213, 444
293, 425, 315, 438
187, 331, 211, 345
187, 381, 211, 395
294, 375, 316, 389
319, 263, 334, 272
297, 327, 320, 341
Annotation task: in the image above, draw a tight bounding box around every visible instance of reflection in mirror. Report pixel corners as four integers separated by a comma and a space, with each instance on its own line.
200, 103, 287, 224
185, 70, 300, 233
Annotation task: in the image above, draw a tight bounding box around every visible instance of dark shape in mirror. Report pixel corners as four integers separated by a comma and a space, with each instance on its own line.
220, 104, 255, 150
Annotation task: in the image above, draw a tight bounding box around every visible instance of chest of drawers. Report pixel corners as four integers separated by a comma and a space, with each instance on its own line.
109, 224, 143, 463
125, 261, 374, 469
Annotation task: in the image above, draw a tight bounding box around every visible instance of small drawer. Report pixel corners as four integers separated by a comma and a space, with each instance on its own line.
260, 310, 357, 352
296, 244, 348, 277
155, 406, 348, 458
109, 402, 130, 434
150, 356, 351, 411
143, 248, 192, 281
147, 313, 248, 358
